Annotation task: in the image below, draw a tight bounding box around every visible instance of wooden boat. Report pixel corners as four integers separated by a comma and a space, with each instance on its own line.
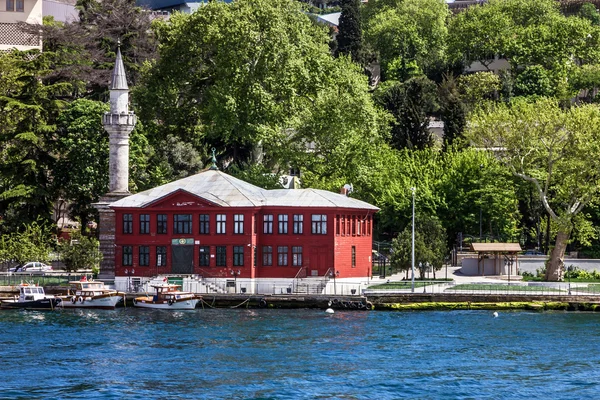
59, 277, 125, 310
133, 283, 200, 310
1, 283, 62, 310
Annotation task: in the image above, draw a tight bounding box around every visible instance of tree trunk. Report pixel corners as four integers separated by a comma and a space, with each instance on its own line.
545, 230, 570, 281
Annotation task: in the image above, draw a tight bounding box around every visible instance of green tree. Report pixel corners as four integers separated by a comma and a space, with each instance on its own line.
136, 0, 389, 174
467, 98, 600, 281
437, 147, 521, 246
335, 0, 364, 64
448, 0, 600, 100
374, 77, 438, 150
579, 3, 600, 26
364, 0, 449, 81
0, 50, 70, 233
57, 230, 102, 273
438, 75, 467, 149
456, 72, 501, 109
390, 214, 447, 279
0, 221, 54, 266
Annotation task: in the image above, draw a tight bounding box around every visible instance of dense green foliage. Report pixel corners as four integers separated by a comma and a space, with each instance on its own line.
2, 0, 600, 282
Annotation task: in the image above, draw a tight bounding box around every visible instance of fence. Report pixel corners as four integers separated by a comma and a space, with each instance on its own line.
364, 280, 600, 296
0, 272, 90, 287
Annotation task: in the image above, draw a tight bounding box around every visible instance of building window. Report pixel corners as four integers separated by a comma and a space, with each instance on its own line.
262, 246, 273, 266
263, 214, 273, 234
123, 214, 133, 234
122, 246, 132, 266
292, 246, 303, 266
199, 246, 210, 267
15, 0, 23, 11
311, 214, 327, 234
293, 214, 303, 234
199, 214, 210, 234
277, 246, 288, 266
352, 246, 356, 267
174, 214, 192, 234
357, 218, 362, 236
278, 214, 288, 234
156, 246, 166, 267
216, 246, 227, 266
140, 214, 150, 234
157, 214, 167, 234
336, 215, 341, 236
216, 214, 226, 234
233, 246, 244, 266
139, 246, 149, 266
6, 0, 14, 11
234, 214, 244, 234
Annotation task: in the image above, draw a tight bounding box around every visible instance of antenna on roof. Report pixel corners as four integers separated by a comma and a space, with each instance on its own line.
209, 147, 218, 170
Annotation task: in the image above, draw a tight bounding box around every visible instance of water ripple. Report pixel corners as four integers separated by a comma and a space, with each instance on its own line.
1, 309, 600, 398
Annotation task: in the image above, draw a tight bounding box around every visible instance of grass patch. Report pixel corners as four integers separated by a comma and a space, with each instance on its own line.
521, 275, 600, 283
447, 284, 563, 292
368, 280, 449, 290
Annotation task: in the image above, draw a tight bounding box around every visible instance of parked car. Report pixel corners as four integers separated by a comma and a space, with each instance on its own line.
9, 262, 52, 272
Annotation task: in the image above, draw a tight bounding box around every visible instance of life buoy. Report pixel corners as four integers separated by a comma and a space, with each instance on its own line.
78, 296, 84, 304
366, 301, 374, 310
71, 296, 77, 304
258, 298, 267, 308
332, 298, 340, 305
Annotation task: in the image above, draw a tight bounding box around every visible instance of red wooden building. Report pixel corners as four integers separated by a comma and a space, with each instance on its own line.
110, 168, 378, 294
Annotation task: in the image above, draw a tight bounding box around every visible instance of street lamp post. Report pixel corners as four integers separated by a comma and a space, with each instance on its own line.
411, 187, 416, 293
479, 164, 483, 241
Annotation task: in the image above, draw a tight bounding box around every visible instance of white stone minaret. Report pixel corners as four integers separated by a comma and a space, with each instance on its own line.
102, 43, 137, 194
95, 43, 137, 279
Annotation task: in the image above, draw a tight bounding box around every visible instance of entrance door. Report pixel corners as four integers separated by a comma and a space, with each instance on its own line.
171, 245, 194, 274
310, 246, 328, 275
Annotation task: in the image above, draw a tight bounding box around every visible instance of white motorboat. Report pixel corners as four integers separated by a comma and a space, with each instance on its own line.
59, 277, 125, 310
133, 283, 200, 310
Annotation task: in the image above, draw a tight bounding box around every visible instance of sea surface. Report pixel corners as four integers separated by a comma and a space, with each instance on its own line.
1, 308, 599, 399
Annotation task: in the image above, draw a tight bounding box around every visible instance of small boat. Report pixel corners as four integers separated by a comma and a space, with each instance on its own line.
133, 283, 200, 310
1, 283, 62, 310
59, 277, 125, 310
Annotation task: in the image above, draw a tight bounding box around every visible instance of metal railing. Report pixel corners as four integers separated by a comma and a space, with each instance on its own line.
364, 280, 600, 296
0, 272, 90, 287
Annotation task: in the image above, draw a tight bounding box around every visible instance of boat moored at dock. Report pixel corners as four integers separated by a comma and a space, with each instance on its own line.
1, 283, 62, 310
133, 283, 200, 310
59, 277, 125, 310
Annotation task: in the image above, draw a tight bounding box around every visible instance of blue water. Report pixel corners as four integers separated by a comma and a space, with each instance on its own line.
1, 309, 599, 399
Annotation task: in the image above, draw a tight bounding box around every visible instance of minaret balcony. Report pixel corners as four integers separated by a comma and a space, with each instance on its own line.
102, 112, 137, 127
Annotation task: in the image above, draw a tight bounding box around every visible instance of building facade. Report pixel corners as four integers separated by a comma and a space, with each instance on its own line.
0, 0, 42, 51
110, 169, 378, 294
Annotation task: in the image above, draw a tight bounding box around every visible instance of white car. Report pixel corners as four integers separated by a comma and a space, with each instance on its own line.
10, 262, 53, 272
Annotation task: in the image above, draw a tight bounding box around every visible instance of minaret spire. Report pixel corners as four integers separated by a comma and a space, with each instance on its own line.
102, 41, 137, 193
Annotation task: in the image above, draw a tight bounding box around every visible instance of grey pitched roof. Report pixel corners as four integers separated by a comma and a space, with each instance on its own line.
110, 47, 129, 90
110, 169, 379, 210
